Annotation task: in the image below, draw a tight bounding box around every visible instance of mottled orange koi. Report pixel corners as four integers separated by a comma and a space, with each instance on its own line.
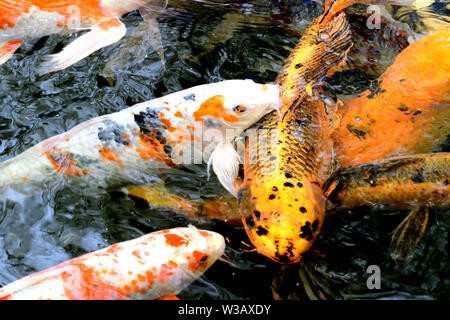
0, 227, 225, 300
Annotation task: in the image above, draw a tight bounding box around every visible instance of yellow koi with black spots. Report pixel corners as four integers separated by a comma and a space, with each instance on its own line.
236, 0, 415, 264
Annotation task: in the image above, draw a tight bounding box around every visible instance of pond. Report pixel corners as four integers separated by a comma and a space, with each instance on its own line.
0, 0, 448, 299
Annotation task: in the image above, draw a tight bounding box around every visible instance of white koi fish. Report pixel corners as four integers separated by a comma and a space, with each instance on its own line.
0, 226, 225, 300
0, 0, 168, 74
0, 79, 281, 198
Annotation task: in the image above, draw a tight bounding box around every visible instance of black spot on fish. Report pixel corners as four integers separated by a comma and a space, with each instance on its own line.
272, 186, 278, 192
163, 144, 172, 155
299, 222, 312, 241
134, 108, 163, 133
413, 110, 422, 116
367, 79, 382, 99
275, 252, 290, 263
256, 226, 268, 236
312, 219, 319, 232
284, 182, 294, 188
295, 63, 302, 69
285, 173, 292, 178
184, 93, 196, 101
269, 194, 276, 200
411, 172, 425, 184
98, 120, 131, 146
297, 182, 303, 188
299, 207, 307, 213
397, 105, 409, 111
346, 123, 368, 140
244, 216, 255, 227
253, 210, 261, 219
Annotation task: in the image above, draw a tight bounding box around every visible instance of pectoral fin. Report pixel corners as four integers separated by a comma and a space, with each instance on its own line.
37, 18, 126, 75
389, 207, 429, 260
208, 143, 240, 197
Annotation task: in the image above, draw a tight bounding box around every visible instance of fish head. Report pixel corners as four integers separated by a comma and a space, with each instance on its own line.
194, 80, 281, 134
237, 177, 325, 264
165, 227, 225, 281
220, 80, 281, 129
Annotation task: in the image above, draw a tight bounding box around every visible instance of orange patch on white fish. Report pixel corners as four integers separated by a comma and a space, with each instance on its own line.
193, 95, 240, 123
98, 146, 124, 167
44, 148, 87, 177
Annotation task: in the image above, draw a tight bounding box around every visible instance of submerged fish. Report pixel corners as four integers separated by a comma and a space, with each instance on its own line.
0, 80, 280, 199
327, 152, 449, 259
0, 226, 225, 300
328, 152, 449, 211
0, 0, 168, 74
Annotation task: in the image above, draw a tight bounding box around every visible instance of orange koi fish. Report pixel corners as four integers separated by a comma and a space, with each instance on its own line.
0, 0, 167, 74
334, 25, 450, 168
0, 80, 280, 199
0, 226, 225, 300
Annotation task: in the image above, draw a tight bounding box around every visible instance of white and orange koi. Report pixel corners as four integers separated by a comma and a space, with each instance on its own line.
0, 226, 225, 300
0, 80, 281, 198
0, 0, 167, 74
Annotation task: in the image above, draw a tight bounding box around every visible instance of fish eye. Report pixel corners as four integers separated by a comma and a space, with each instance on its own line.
200, 255, 208, 263
233, 105, 247, 113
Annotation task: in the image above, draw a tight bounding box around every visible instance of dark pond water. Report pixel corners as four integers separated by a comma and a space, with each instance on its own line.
0, 0, 448, 299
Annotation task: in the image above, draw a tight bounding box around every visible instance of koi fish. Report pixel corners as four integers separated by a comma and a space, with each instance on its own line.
235, 0, 353, 265
0, 226, 225, 300
327, 152, 449, 259
235, 0, 415, 265
0, 80, 281, 199
333, 25, 450, 168
0, 0, 168, 74
328, 152, 449, 212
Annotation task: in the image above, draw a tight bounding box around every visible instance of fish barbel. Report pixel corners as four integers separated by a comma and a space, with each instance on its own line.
0, 80, 280, 200
0, 226, 225, 300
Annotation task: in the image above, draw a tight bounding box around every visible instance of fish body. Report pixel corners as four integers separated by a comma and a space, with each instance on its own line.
328, 152, 449, 259
0, 226, 225, 300
334, 26, 450, 168
236, 0, 416, 264
0, 0, 165, 73
237, 2, 354, 264
328, 152, 450, 210
0, 80, 280, 198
